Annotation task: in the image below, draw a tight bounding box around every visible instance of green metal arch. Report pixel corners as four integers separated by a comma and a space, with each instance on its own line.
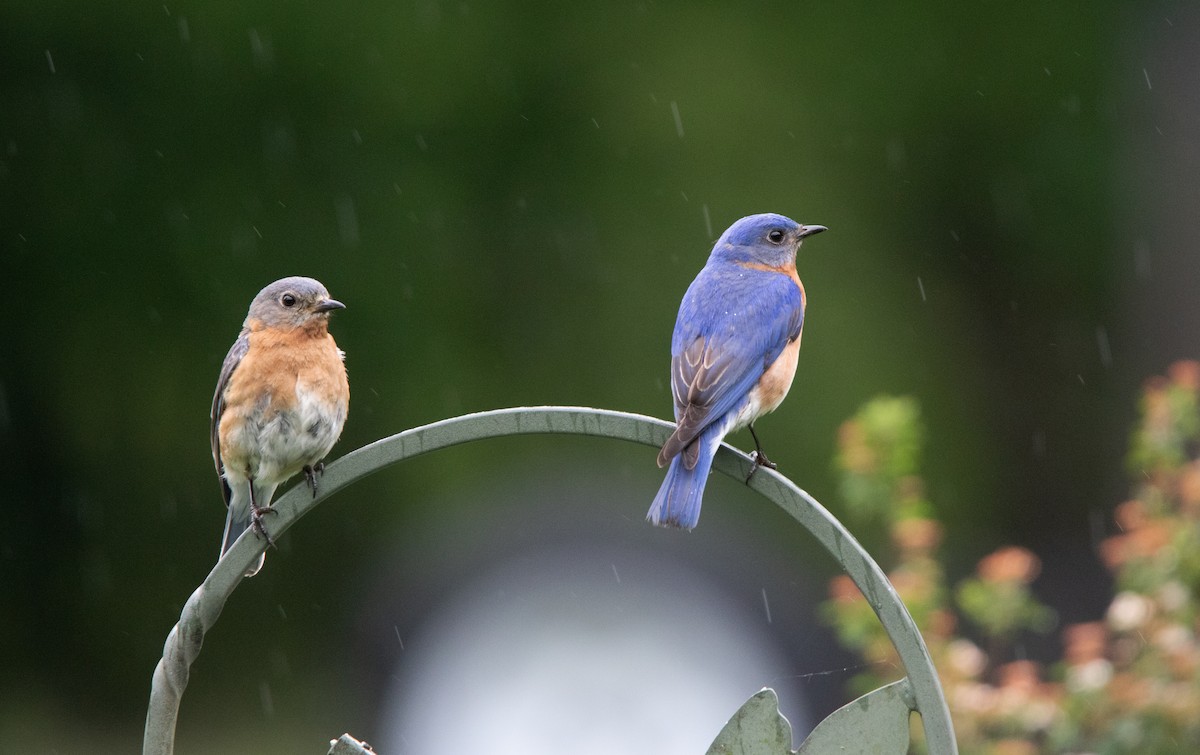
144, 406, 957, 754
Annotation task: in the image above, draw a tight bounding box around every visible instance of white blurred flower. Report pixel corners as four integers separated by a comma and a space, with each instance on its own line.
1021, 697, 1059, 731
1066, 658, 1113, 692
952, 681, 997, 715
1107, 591, 1153, 632
946, 639, 987, 678
1153, 622, 1192, 653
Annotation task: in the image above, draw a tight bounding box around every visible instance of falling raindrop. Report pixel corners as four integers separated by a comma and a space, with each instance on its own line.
259, 681, 275, 718
335, 195, 360, 249
230, 225, 258, 259
249, 28, 274, 70
670, 101, 684, 138
1095, 326, 1112, 368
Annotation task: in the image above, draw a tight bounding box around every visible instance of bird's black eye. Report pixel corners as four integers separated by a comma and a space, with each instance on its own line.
281, 293, 297, 307
767, 229, 785, 244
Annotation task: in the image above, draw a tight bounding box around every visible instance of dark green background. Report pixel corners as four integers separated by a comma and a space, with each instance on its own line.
1, 1, 1190, 751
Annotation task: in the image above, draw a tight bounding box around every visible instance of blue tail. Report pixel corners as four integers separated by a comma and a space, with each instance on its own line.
647, 430, 721, 530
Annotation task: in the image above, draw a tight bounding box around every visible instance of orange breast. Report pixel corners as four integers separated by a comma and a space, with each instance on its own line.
753, 333, 801, 415
218, 326, 348, 472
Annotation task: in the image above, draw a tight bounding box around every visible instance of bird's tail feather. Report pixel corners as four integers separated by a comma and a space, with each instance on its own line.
220, 484, 276, 577
647, 433, 719, 530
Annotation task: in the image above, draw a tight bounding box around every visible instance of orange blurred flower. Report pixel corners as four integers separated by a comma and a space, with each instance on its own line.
1101, 521, 1174, 570
1168, 360, 1200, 391
893, 517, 943, 552
1063, 622, 1107, 666
992, 740, 1038, 755
837, 420, 875, 473
978, 546, 1041, 584
1107, 671, 1150, 708
929, 608, 958, 639
828, 574, 860, 603
997, 660, 1041, 694
1179, 461, 1200, 511
1114, 499, 1147, 531
1098, 534, 1130, 570
1129, 521, 1173, 557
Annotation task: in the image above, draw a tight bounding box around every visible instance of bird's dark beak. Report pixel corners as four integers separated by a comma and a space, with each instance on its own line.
798, 224, 828, 239
315, 298, 346, 313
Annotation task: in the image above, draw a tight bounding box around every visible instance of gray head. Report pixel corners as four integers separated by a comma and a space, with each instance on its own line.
710, 213, 827, 267
244, 276, 345, 330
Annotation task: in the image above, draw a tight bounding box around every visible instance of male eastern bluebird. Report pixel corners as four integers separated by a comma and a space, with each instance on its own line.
211, 276, 350, 576
647, 213, 826, 530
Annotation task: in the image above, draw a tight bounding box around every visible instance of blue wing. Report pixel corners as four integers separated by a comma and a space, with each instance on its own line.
657, 262, 803, 468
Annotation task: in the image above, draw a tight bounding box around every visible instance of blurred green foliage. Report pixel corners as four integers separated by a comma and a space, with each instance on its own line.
955, 559, 1057, 644
1127, 363, 1200, 481
825, 363, 1200, 753
835, 395, 925, 521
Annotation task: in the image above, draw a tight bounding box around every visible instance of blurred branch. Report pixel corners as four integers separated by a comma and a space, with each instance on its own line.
143, 406, 955, 754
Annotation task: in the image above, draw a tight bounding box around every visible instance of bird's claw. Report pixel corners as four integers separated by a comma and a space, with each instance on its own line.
745, 450, 778, 484
303, 462, 325, 498
250, 504, 279, 548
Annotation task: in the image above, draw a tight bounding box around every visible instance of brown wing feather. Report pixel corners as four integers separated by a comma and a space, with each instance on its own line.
656, 337, 741, 468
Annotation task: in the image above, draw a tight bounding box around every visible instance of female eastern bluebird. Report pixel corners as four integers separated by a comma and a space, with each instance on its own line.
211, 276, 350, 576
648, 213, 826, 530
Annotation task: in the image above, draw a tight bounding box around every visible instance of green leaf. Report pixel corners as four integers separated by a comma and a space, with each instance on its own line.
327, 734, 374, 754
795, 679, 913, 754
706, 688, 795, 755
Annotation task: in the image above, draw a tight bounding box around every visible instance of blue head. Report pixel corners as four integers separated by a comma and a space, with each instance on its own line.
709, 213, 827, 267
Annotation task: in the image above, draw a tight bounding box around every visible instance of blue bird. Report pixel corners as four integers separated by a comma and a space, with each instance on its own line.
648, 213, 826, 530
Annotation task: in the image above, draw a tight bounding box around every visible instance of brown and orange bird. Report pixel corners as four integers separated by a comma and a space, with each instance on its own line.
211, 276, 349, 576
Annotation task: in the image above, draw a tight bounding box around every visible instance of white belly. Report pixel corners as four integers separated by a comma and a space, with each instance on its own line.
224, 382, 347, 486
734, 334, 801, 431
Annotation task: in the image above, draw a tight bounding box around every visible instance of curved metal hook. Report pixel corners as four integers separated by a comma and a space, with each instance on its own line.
144, 406, 956, 754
